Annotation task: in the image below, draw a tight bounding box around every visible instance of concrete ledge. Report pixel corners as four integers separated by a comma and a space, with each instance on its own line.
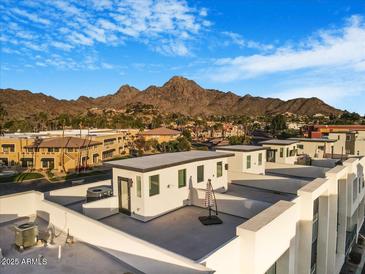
237, 200, 295, 233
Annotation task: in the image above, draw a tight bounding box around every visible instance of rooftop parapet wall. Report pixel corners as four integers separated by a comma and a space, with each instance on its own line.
266, 162, 328, 179
0, 191, 39, 223
297, 178, 329, 198
236, 200, 298, 274
0, 191, 212, 274
44, 180, 112, 205
82, 196, 118, 220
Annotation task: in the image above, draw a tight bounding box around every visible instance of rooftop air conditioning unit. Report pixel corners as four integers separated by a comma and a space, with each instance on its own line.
86, 185, 113, 202
14, 222, 38, 250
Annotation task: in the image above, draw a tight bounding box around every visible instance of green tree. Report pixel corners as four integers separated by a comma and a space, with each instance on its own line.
270, 115, 287, 134
228, 135, 245, 145
176, 136, 191, 151
0, 103, 7, 135
182, 129, 192, 142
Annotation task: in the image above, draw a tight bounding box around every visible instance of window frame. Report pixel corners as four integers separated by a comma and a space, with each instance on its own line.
136, 176, 142, 197
149, 174, 160, 197
246, 155, 251, 169
197, 165, 204, 183
178, 169, 187, 188
216, 162, 223, 177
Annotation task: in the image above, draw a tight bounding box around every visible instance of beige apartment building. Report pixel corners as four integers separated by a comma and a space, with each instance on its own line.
289, 137, 337, 158
260, 139, 299, 164
0, 129, 138, 172
139, 127, 181, 143
328, 131, 365, 157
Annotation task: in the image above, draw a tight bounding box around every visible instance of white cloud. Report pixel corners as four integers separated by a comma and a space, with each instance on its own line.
101, 62, 114, 69
199, 8, 208, 17
207, 16, 365, 82
221, 31, 274, 51
2, 0, 210, 67
11, 7, 50, 25
51, 41, 73, 51
155, 39, 190, 56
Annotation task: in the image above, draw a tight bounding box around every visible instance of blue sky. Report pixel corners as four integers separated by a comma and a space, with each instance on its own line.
1, 0, 365, 114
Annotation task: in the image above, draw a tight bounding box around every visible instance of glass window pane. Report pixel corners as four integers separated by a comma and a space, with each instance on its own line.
217, 162, 223, 177
137, 176, 142, 197
258, 153, 262, 166
197, 165, 204, 182
246, 155, 251, 169
353, 179, 357, 201
149, 175, 159, 196
178, 169, 186, 188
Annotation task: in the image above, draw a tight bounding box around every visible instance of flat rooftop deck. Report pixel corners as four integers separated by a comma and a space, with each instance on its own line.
265, 162, 329, 180
216, 145, 267, 152
101, 206, 246, 261
226, 183, 297, 204
0, 217, 142, 274
228, 171, 308, 195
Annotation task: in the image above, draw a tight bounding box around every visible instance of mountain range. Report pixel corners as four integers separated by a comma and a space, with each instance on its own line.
0, 76, 342, 119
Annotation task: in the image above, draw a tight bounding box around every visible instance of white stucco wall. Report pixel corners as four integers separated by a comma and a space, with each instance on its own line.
216, 149, 266, 175
200, 237, 241, 274
297, 141, 334, 158
355, 131, 365, 156
237, 201, 298, 274
328, 133, 347, 155
0, 191, 211, 274
45, 180, 112, 205
82, 196, 118, 220
112, 157, 229, 221
262, 144, 298, 164
0, 191, 38, 223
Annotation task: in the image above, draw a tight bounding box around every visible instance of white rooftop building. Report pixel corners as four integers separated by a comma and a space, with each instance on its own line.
1, 148, 364, 274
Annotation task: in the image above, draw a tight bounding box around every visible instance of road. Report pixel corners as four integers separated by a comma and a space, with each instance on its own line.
0, 171, 112, 196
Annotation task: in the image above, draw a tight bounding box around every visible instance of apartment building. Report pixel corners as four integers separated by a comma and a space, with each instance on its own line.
106, 151, 233, 221
328, 131, 365, 157
305, 125, 365, 157
289, 138, 337, 158
0, 129, 138, 172
1, 148, 364, 274
259, 139, 299, 164
215, 145, 267, 175
139, 127, 181, 143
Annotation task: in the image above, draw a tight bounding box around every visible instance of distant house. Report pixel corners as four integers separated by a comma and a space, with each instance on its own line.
0, 128, 138, 172
259, 139, 299, 164
23, 136, 102, 172
289, 137, 337, 158
139, 127, 181, 143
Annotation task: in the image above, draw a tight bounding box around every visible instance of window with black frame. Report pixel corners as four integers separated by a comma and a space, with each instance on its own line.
311, 198, 319, 274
